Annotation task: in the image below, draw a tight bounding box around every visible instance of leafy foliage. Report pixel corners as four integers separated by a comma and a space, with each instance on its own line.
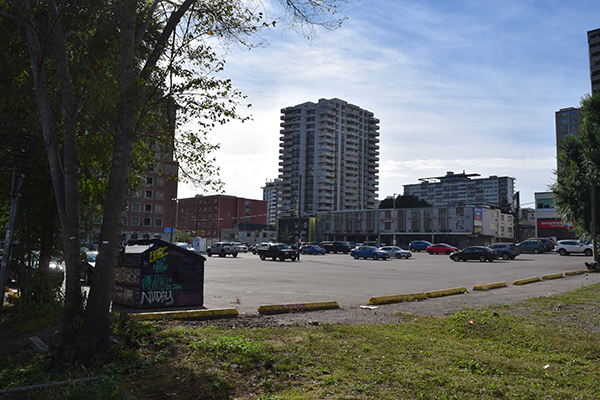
551, 92, 600, 239
379, 194, 431, 209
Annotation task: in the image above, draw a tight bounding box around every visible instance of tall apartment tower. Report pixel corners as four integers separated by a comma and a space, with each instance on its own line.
278, 98, 379, 218
262, 179, 282, 226
589, 28, 600, 93
555, 106, 582, 156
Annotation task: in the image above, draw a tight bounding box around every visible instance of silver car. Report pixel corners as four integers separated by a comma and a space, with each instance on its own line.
379, 246, 412, 259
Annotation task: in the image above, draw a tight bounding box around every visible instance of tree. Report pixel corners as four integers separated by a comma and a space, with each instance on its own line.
3, 0, 349, 362
551, 91, 600, 247
379, 194, 431, 209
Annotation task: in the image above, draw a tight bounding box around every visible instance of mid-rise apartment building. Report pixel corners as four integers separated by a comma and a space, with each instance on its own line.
277, 98, 380, 218
589, 28, 600, 93
262, 179, 281, 226
403, 171, 515, 208
176, 194, 267, 243
555, 107, 582, 156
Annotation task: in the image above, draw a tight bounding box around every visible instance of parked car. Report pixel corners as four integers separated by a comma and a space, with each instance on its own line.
319, 241, 352, 254
379, 246, 412, 259
300, 244, 326, 255
533, 238, 556, 252
257, 243, 297, 261
175, 242, 195, 252
555, 240, 593, 256
409, 240, 433, 252
450, 246, 497, 262
516, 239, 545, 254
426, 243, 459, 255
351, 246, 389, 260
206, 242, 238, 257
233, 243, 248, 253
80, 250, 97, 285
487, 243, 519, 260
251, 243, 271, 254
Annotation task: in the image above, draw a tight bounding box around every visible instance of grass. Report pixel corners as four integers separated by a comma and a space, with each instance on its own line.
2, 284, 600, 399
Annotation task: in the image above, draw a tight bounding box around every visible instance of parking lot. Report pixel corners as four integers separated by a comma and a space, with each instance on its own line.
200, 251, 600, 314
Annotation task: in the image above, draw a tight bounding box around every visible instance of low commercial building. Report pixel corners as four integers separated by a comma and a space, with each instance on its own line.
317, 205, 514, 249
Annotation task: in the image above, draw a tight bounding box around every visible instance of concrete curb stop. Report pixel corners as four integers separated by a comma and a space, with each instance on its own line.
513, 276, 541, 285
542, 273, 563, 280
125, 308, 239, 321
258, 301, 339, 315
565, 270, 588, 276
425, 287, 468, 298
368, 292, 427, 305
472, 282, 508, 291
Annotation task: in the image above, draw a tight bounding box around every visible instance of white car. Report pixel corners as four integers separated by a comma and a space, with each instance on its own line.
555, 240, 593, 256
175, 242, 195, 252
234, 243, 248, 253
379, 246, 412, 259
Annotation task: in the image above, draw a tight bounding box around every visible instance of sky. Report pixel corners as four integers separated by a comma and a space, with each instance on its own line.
178, 0, 600, 208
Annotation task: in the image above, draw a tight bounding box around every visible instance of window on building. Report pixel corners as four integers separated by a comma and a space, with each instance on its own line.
157, 176, 165, 187
143, 217, 151, 226
132, 202, 141, 212
536, 199, 554, 209
144, 204, 152, 213
145, 190, 153, 199
155, 218, 163, 227
156, 190, 164, 200
131, 216, 140, 226
122, 216, 127, 226
146, 176, 154, 185
155, 204, 164, 213
132, 189, 141, 198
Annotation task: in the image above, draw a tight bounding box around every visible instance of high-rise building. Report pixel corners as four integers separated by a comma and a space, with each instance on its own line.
277, 98, 380, 218
262, 179, 281, 226
403, 171, 515, 207
589, 28, 600, 93
555, 106, 582, 156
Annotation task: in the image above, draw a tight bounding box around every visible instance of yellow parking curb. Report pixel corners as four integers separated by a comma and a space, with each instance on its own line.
126, 308, 239, 321
542, 273, 563, 280
258, 301, 339, 315
368, 293, 427, 305
472, 282, 507, 291
425, 287, 467, 298
565, 270, 588, 276
513, 276, 541, 285
6, 288, 20, 300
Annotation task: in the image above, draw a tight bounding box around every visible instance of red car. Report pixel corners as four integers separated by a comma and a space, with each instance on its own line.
426, 243, 459, 255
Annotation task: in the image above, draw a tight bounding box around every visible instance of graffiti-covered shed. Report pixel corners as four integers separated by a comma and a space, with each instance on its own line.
113, 239, 205, 308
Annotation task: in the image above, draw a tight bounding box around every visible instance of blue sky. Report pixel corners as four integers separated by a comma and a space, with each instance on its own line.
178, 0, 600, 207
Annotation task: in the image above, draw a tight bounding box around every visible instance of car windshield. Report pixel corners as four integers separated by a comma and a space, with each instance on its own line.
86, 252, 97, 262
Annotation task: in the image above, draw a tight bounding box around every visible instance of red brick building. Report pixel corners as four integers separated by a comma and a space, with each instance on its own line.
177, 195, 267, 243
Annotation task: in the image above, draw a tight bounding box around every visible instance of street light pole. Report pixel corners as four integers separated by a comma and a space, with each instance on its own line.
170, 196, 177, 243
393, 193, 397, 246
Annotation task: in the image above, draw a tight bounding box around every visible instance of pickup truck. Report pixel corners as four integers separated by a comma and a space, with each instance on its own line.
206, 242, 239, 257
257, 243, 297, 261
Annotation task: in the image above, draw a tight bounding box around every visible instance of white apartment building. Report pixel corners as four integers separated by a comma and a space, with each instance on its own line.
277, 98, 380, 218
403, 171, 515, 208
262, 179, 281, 226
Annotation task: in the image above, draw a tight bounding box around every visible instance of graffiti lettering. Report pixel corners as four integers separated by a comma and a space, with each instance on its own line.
149, 246, 168, 263
152, 257, 168, 273
177, 293, 199, 306
140, 290, 174, 306
141, 275, 182, 291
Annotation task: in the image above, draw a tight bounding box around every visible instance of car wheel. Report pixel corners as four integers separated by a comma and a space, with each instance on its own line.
383, 256, 388, 260
396, 254, 401, 259
558, 249, 567, 256
219, 251, 225, 257
489, 259, 494, 262
353, 253, 359, 259
279, 256, 285, 261
373, 254, 378, 260
260, 254, 266, 260
207, 251, 212, 257
510, 256, 516, 260
585, 248, 593, 256
291, 256, 297, 261
446, 250, 452, 255
479, 255, 486, 262
410, 247, 416, 252
232, 252, 238, 258
428, 250, 434, 255
452, 255, 459, 262
502, 253, 510, 260
533, 248, 540, 254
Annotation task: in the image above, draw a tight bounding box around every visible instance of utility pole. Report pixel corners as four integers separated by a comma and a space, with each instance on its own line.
592, 184, 597, 261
